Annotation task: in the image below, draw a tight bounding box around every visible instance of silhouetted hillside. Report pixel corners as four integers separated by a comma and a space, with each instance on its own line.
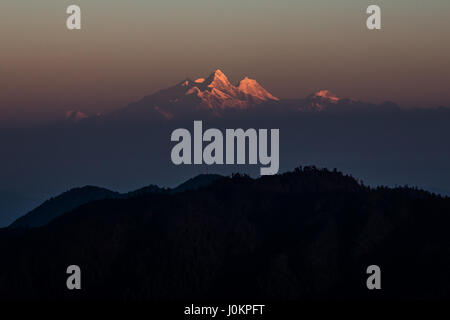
171, 174, 223, 193
9, 175, 222, 229
9, 186, 120, 228
1, 167, 449, 300
123, 184, 166, 198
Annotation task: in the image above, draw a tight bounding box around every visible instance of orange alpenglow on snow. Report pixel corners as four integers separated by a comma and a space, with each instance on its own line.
184, 69, 279, 109
312, 90, 340, 103
238, 77, 279, 103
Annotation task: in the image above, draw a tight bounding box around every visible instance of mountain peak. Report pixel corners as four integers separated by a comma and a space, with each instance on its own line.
212, 69, 226, 79
204, 69, 234, 91
238, 77, 279, 102
311, 90, 339, 103
299, 90, 341, 111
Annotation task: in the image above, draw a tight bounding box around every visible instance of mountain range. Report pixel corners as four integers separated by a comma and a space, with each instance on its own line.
68, 69, 395, 121
117, 69, 283, 119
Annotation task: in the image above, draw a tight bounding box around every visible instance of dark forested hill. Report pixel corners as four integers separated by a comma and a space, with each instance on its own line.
0, 167, 449, 300
8, 175, 222, 229
9, 186, 120, 228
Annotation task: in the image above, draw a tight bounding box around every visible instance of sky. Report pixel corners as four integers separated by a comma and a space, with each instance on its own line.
1, 0, 450, 124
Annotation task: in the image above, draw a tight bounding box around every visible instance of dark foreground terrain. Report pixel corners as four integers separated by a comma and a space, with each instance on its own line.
0, 167, 449, 300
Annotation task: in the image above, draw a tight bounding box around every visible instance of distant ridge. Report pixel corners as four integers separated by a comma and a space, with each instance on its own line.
9, 186, 120, 229
9, 174, 224, 229
172, 174, 223, 193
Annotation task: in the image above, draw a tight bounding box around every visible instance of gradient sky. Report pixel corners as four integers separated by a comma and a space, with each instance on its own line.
1, 0, 450, 124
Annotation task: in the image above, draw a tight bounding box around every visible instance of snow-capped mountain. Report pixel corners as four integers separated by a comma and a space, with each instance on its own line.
110, 69, 395, 121
172, 69, 278, 110
303, 90, 341, 111
65, 110, 88, 122
309, 90, 340, 104
184, 69, 247, 109
120, 69, 279, 119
